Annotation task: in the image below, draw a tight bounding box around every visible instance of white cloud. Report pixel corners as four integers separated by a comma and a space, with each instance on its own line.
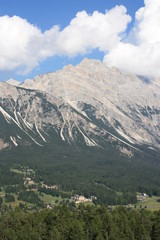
104, 0, 160, 77
57, 6, 131, 56
0, 15, 59, 73
2, 1, 159, 78
0, 6, 131, 74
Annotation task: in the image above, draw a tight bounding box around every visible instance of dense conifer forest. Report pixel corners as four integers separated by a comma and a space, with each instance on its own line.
0, 205, 160, 240
0, 144, 160, 206
0, 133, 160, 239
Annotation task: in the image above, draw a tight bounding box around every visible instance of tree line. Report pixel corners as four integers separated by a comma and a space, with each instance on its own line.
0, 205, 160, 239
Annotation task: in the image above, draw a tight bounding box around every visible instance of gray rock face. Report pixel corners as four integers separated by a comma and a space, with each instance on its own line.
0, 58, 160, 155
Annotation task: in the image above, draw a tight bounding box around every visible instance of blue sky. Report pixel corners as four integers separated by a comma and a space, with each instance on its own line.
0, 1, 143, 29
0, 0, 159, 80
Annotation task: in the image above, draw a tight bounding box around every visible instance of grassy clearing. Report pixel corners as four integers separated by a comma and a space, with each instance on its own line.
10, 168, 25, 175
80, 202, 94, 207
10, 167, 35, 176
0, 188, 5, 197
38, 192, 73, 206
0, 189, 35, 209
38, 192, 63, 205
0, 187, 20, 207
4, 194, 28, 208
136, 196, 160, 211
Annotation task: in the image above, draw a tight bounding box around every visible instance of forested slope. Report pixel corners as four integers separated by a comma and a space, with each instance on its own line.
0, 205, 160, 240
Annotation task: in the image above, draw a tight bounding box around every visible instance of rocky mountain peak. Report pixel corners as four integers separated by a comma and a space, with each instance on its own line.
6, 78, 21, 87
0, 58, 159, 154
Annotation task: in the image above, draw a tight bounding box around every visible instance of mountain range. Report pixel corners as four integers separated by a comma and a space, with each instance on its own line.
0, 58, 159, 158
0, 58, 160, 204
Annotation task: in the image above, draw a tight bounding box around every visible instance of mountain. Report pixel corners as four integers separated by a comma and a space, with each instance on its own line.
0, 58, 160, 204
0, 58, 159, 155
6, 78, 21, 87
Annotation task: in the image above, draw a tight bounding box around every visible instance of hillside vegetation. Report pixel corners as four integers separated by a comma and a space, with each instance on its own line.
0, 205, 160, 240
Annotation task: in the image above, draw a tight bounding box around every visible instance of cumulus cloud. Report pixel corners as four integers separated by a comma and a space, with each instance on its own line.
0, 6, 131, 73
104, 0, 160, 77
1, 0, 159, 77
57, 6, 131, 56
0, 15, 59, 73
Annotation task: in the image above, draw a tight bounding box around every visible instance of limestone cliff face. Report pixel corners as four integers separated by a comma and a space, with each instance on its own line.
21, 58, 160, 149
0, 59, 160, 156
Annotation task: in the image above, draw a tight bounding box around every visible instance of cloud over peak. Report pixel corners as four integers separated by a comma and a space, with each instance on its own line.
57, 6, 131, 56
0, 6, 130, 74
0, 0, 160, 78
104, 0, 160, 77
